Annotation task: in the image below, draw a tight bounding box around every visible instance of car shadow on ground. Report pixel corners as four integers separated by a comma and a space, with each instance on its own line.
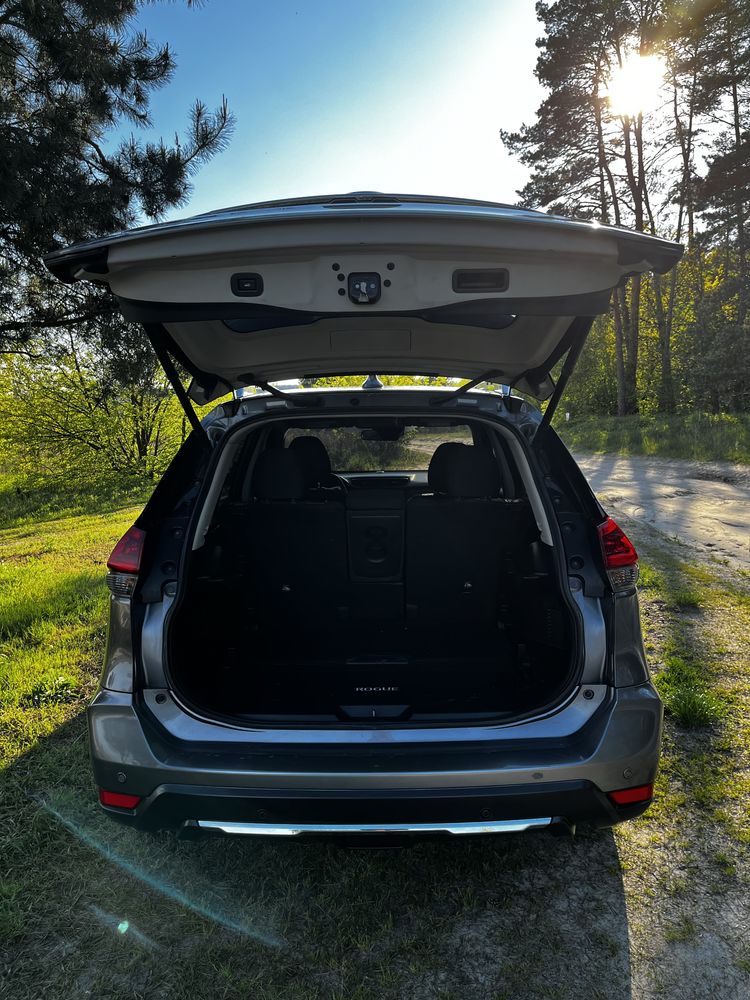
3, 714, 633, 1000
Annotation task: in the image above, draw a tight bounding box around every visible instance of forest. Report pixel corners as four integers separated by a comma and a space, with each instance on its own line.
0, 0, 748, 510
502, 0, 750, 419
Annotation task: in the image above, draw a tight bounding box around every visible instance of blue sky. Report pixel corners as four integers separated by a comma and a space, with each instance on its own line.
129, 0, 544, 219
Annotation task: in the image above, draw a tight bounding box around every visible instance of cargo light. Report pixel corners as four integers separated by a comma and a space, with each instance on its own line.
99, 788, 142, 810
598, 516, 639, 590
607, 783, 654, 806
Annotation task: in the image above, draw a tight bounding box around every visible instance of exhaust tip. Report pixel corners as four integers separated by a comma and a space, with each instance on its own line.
549, 817, 576, 837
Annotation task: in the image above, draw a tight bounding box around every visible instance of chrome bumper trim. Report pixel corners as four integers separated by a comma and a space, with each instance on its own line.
194, 817, 552, 837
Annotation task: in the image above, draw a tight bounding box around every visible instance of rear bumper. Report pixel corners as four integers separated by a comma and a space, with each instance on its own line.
99, 778, 651, 834
88, 682, 662, 836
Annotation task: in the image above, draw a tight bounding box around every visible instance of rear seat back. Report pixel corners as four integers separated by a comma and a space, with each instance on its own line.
406, 446, 535, 625
246, 449, 348, 627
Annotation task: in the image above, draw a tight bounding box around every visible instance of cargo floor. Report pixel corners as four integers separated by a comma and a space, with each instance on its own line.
176, 626, 568, 722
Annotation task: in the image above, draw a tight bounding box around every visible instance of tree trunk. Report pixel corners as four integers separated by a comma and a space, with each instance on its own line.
624, 276, 640, 414
725, 22, 748, 329
612, 292, 627, 416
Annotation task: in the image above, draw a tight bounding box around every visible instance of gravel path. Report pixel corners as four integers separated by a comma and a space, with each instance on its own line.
575, 453, 750, 570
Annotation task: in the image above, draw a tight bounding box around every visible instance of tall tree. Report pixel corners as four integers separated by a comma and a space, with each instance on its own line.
502, 0, 674, 414
695, 0, 750, 335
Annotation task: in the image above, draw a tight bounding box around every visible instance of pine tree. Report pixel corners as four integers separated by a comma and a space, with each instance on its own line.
0, 0, 234, 350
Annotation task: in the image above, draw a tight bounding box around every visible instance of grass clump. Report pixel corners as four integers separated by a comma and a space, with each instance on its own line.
670, 587, 703, 610
655, 653, 727, 728
21, 676, 80, 708
664, 916, 697, 943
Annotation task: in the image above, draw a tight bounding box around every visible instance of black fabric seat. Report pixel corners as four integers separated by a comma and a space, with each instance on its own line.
245, 449, 348, 627
425, 441, 468, 494
406, 446, 535, 625
288, 435, 346, 497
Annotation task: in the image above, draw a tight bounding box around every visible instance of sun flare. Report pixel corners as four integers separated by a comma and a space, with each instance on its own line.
605, 54, 666, 117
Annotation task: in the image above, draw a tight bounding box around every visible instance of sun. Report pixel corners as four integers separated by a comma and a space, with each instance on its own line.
605, 54, 666, 118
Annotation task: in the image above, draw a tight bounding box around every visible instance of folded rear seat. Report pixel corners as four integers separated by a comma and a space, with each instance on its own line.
245, 449, 348, 628
405, 446, 535, 626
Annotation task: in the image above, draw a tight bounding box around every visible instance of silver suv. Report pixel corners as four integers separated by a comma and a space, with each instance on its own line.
45, 193, 682, 840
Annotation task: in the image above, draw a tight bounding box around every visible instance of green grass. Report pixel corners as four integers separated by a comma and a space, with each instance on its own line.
633, 538, 750, 843
556, 412, 750, 463
655, 651, 727, 728
0, 500, 141, 762
0, 470, 150, 531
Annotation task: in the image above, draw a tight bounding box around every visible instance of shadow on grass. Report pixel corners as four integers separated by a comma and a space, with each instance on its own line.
0, 477, 149, 532
2, 712, 634, 1000
0, 568, 107, 640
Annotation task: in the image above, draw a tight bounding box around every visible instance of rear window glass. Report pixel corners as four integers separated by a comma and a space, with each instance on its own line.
283, 426, 473, 472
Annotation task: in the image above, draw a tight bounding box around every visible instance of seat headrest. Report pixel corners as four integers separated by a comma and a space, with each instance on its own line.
288, 435, 332, 486
427, 442, 466, 493
252, 449, 306, 500
444, 446, 501, 498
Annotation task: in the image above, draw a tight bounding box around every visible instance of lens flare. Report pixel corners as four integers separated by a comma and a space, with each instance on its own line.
41, 797, 283, 948
88, 906, 156, 949
605, 55, 666, 117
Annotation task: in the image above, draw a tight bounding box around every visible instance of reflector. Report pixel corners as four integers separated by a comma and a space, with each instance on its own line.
99, 789, 142, 809
608, 783, 654, 805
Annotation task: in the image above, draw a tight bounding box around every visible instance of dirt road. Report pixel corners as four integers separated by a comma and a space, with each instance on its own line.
575, 453, 750, 570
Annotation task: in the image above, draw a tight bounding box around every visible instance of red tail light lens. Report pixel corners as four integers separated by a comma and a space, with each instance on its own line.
607, 783, 654, 806
99, 788, 142, 810
107, 526, 146, 574
598, 517, 639, 590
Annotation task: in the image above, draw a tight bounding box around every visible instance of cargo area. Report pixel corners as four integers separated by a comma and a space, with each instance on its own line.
166, 416, 577, 725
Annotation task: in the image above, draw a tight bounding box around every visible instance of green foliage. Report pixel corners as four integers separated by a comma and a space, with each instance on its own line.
0, 332, 189, 489
0, 1, 234, 503
503, 0, 750, 417
304, 375, 456, 388
0, 0, 234, 352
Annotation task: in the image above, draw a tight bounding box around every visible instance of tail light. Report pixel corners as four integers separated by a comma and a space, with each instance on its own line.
598, 516, 639, 590
98, 788, 142, 810
607, 783, 653, 806
106, 525, 145, 597
102, 526, 145, 693
107, 524, 145, 573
